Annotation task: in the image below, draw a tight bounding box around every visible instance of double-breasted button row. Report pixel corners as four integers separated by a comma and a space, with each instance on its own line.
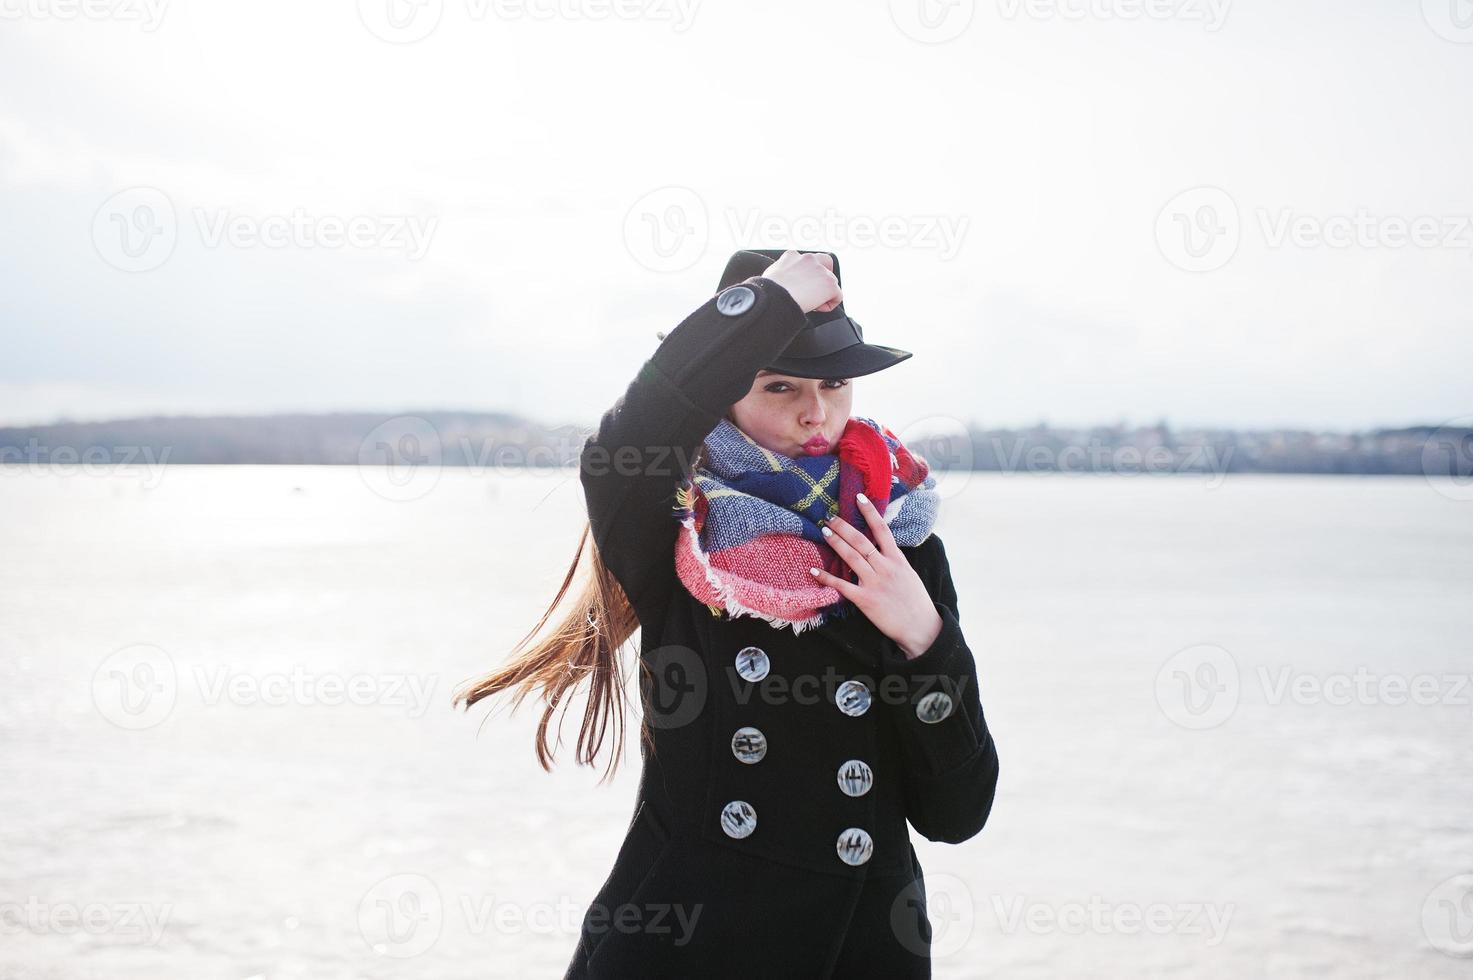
723, 648, 767, 840
835, 678, 871, 717
731, 725, 766, 764
720, 651, 876, 866
731, 648, 770, 767
917, 690, 954, 723
834, 678, 874, 864
735, 646, 770, 682
720, 799, 756, 839
836, 827, 874, 866
837, 759, 873, 797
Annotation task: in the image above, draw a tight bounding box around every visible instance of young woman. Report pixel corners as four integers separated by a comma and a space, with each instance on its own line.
456, 249, 1000, 978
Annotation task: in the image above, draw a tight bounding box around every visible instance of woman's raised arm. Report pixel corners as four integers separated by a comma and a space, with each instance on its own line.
578, 275, 808, 623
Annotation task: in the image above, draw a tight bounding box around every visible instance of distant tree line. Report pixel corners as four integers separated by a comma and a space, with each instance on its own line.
1, 412, 1469, 477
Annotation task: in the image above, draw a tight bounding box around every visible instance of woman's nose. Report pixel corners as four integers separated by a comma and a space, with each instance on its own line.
799, 392, 826, 424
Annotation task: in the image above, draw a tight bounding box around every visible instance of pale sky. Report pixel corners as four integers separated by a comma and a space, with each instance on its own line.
2, 0, 1470, 433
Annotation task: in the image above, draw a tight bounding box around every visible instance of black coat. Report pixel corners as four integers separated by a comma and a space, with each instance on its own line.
563, 276, 1000, 979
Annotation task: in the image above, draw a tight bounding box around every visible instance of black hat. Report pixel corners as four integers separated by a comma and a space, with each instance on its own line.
717, 248, 912, 379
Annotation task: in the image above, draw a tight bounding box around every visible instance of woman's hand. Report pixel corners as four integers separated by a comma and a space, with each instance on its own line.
809, 494, 943, 659
758, 250, 843, 314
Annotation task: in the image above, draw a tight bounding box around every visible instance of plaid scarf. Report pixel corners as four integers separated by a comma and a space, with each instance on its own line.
672, 416, 940, 634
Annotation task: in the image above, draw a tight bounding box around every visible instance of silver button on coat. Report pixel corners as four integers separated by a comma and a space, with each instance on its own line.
836, 827, 874, 866
734, 646, 770, 683
835, 679, 872, 717
720, 800, 757, 839
836, 759, 873, 797
916, 690, 955, 724
731, 726, 767, 764
715, 284, 756, 316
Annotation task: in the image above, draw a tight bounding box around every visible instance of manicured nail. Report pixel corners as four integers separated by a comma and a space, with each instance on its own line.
809, 567, 820, 576
821, 526, 832, 537
856, 493, 869, 504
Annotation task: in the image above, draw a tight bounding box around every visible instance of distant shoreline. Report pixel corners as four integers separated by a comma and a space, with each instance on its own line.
1, 411, 1468, 478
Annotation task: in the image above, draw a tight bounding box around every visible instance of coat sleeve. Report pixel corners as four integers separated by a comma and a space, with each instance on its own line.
578, 277, 809, 623
878, 533, 1000, 845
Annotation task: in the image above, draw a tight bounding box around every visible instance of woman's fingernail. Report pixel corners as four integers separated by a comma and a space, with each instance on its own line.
856, 493, 869, 504
821, 526, 832, 537
809, 567, 820, 576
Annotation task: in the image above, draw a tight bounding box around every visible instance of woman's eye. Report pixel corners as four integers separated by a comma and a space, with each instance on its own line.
766, 380, 849, 392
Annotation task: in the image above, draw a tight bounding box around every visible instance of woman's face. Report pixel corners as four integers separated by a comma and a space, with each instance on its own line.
727, 371, 854, 459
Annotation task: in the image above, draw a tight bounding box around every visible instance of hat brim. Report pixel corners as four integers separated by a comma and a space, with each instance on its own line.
762, 343, 913, 380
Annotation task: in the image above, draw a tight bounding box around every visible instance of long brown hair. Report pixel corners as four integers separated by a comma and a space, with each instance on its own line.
452, 440, 713, 784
